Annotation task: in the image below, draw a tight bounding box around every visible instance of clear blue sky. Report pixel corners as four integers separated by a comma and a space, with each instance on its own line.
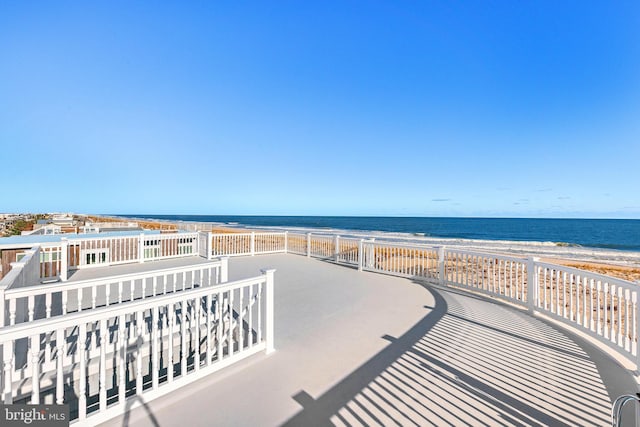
1, 1, 639, 218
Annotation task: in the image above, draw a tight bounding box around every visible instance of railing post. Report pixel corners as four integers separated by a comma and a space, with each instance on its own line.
527, 257, 539, 311
358, 239, 364, 272
366, 239, 375, 269
261, 268, 276, 354
207, 232, 213, 260
251, 232, 256, 256
138, 233, 145, 263
284, 231, 288, 254
334, 235, 340, 262
635, 288, 640, 374
0, 287, 5, 327
306, 233, 311, 258
3, 341, 14, 403
438, 246, 445, 285
60, 238, 68, 282
220, 257, 229, 283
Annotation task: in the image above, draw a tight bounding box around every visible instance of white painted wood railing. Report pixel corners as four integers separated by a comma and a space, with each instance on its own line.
360, 240, 440, 280
210, 232, 287, 257
68, 232, 199, 269
21, 232, 201, 283
212, 231, 640, 371
533, 261, 638, 360
0, 269, 275, 426
3, 260, 227, 326
442, 249, 530, 304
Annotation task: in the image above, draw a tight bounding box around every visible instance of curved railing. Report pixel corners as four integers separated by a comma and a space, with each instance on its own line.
205, 231, 639, 371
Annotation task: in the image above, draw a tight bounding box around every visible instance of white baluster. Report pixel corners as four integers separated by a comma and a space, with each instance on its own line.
28, 295, 35, 322
238, 288, 244, 352
181, 300, 187, 375
56, 328, 64, 404
257, 285, 263, 344
3, 341, 14, 404
152, 306, 159, 389
119, 314, 126, 405
216, 292, 223, 360
99, 318, 107, 411
596, 281, 602, 336
168, 305, 175, 383
136, 310, 144, 394
206, 294, 212, 365
77, 288, 83, 313
625, 288, 631, 352
31, 334, 40, 404
228, 290, 234, 357
603, 283, 609, 339
248, 284, 253, 349
45, 293, 52, 319
9, 298, 16, 325
618, 286, 624, 346
195, 298, 201, 371
105, 283, 111, 307
78, 322, 87, 420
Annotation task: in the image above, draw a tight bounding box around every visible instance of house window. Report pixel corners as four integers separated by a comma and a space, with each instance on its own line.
81, 249, 110, 266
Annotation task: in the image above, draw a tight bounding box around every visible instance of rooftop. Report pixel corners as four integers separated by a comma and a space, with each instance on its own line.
98, 254, 636, 427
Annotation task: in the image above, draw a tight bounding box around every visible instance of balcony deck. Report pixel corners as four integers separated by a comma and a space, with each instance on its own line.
99, 254, 636, 427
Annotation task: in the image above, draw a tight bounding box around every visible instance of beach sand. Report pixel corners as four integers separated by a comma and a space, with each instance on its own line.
88, 215, 640, 284
543, 258, 640, 283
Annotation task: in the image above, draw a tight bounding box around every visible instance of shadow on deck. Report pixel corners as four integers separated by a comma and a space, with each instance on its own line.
101, 254, 638, 427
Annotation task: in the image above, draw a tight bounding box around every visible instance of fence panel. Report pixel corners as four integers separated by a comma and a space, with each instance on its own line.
0, 271, 274, 426
362, 241, 439, 280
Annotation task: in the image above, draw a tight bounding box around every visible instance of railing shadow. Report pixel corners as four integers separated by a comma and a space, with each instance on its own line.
282, 279, 618, 426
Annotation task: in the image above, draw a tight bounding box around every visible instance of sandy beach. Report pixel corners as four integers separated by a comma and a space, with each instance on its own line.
90, 215, 640, 284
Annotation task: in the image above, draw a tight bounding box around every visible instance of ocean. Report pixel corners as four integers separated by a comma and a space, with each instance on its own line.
119, 215, 640, 251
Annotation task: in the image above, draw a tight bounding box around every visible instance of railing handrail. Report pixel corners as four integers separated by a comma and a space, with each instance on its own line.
444, 247, 528, 263
535, 260, 636, 288
212, 231, 286, 237
4, 259, 223, 299
0, 273, 267, 343
63, 231, 199, 243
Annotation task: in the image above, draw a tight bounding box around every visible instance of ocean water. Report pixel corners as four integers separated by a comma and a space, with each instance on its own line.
121, 215, 640, 251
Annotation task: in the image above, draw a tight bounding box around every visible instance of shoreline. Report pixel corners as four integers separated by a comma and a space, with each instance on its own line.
92, 214, 640, 283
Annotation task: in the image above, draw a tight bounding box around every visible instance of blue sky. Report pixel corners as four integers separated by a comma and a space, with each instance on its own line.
1, 1, 639, 218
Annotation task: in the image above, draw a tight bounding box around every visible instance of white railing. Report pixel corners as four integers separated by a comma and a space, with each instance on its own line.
198, 231, 210, 258
69, 234, 139, 268
210, 230, 637, 371
3, 259, 227, 327
141, 233, 198, 261
210, 232, 287, 257
68, 232, 199, 269
286, 232, 308, 255
0, 247, 41, 327
0, 268, 275, 426
443, 249, 529, 304
533, 261, 638, 360
361, 240, 439, 280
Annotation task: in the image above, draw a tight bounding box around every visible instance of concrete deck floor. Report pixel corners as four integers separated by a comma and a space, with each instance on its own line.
99, 254, 638, 427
